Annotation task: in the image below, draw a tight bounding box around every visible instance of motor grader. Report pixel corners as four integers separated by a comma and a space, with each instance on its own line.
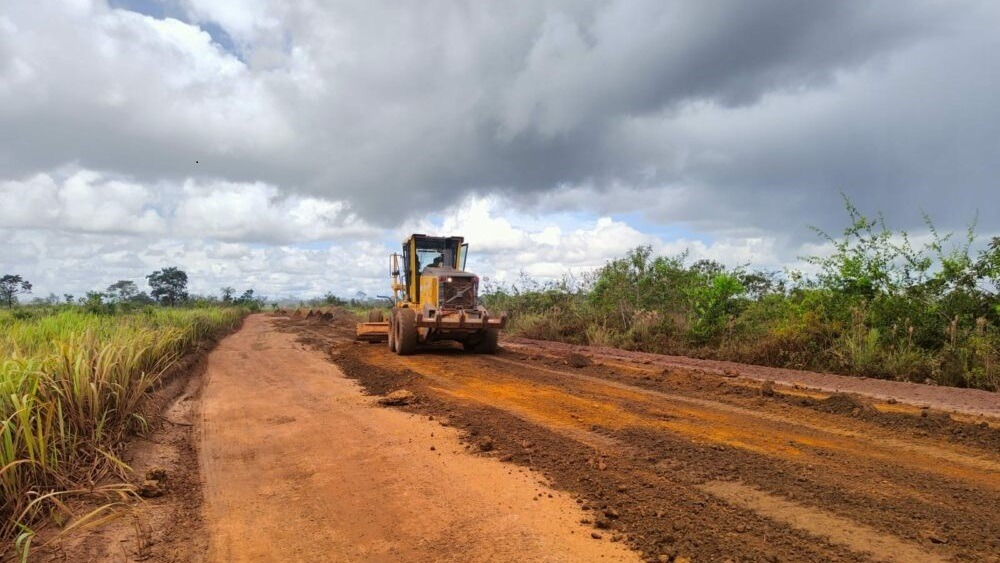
356, 234, 507, 354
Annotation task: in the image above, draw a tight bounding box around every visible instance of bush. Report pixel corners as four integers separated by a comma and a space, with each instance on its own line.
487, 200, 1000, 391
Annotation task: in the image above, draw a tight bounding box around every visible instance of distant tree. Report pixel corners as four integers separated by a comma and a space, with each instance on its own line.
220, 286, 236, 303
147, 267, 189, 306
82, 291, 113, 314
63, 293, 74, 304
107, 280, 139, 303
234, 288, 263, 311
0, 274, 32, 308
323, 291, 347, 306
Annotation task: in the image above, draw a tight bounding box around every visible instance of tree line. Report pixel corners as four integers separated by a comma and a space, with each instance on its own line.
0, 267, 265, 312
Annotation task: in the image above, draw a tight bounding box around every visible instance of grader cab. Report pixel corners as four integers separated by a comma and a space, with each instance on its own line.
356, 234, 507, 354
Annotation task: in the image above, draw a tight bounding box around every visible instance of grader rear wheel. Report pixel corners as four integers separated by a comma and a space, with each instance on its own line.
368, 309, 385, 322
472, 328, 499, 354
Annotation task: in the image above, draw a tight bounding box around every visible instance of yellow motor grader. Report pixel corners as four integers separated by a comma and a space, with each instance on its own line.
356, 234, 507, 354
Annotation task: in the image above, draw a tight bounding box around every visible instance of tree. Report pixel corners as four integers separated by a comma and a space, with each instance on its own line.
235, 289, 255, 304
235, 288, 263, 311
323, 291, 346, 306
131, 291, 156, 305
106, 280, 139, 303
975, 237, 1000, 291
82, 291, 113, 314
0, 274, 32, 308
63, 293, 74, 304
220, 286, 236, 303
147, 267, 189, 306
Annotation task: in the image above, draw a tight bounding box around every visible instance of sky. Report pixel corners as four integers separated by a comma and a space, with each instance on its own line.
1, 0, 998, 301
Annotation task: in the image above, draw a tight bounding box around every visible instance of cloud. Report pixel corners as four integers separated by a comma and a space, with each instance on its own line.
0, 167, 376, 243
408, 196, 790, 283
172, 179, 375, 243
2, 1, 999, 299
5, 0, 994, 232
0, 169, 165, 234
0, 184, 795, 299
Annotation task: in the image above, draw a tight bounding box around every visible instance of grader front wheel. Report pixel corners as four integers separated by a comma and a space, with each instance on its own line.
394, 309, 417, 356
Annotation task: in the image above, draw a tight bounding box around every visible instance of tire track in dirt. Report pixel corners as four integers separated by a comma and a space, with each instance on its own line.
697, 481, 946, 563
503, 338, 1000, 418
487, 355, 1000, 479
279, 314, 1000, 563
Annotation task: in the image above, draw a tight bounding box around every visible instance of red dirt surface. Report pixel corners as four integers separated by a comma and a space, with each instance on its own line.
37, 313, 999, 563
281, 313, 1000, 563
504, 337, 1000, 418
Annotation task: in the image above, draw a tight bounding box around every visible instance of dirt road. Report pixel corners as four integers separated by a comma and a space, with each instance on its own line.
44, 312, 999, 563
278, 312, 1000, 563
198, 314, 638, 562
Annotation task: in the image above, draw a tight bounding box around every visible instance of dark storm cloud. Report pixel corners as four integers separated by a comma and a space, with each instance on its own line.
1, 0, 996, 236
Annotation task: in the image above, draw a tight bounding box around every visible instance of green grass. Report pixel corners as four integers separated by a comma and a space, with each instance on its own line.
0, 307, 244, 555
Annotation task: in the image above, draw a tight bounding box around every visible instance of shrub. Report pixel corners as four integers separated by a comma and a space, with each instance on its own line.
488, 200, 999, 391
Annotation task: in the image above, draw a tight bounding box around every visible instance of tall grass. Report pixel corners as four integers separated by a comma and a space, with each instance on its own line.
0, 307, 243, 554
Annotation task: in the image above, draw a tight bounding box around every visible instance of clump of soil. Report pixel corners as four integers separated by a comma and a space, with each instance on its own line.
567, 353, 593, 368
816, 393, 876, 416
379, 389, 416, 406
139, 479, 165, 498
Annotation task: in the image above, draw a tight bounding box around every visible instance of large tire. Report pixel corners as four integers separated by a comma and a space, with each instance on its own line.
394, 308, 418, 356
368, 309, 385, 322
473, 328, 499, 354
387, 312, 396, 352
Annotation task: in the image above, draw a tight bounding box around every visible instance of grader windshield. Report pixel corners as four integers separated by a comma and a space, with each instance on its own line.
401, 235, 468, 299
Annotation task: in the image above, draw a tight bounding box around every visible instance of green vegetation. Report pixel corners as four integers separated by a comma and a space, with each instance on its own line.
0, 276, 32, 309
0, 307, 245, 555
483, 202, 1000, 391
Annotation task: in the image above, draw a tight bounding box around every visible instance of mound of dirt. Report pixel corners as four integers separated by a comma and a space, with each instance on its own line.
379, 389, 416, 406
567, 353, 593, 368
816, 393, 876, 416
476, 436, 495, 452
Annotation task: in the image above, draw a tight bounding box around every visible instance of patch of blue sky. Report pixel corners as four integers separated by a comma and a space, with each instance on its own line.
108, 0, 238, 57
613, 211, 712, 245
519, 209, 597, 232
